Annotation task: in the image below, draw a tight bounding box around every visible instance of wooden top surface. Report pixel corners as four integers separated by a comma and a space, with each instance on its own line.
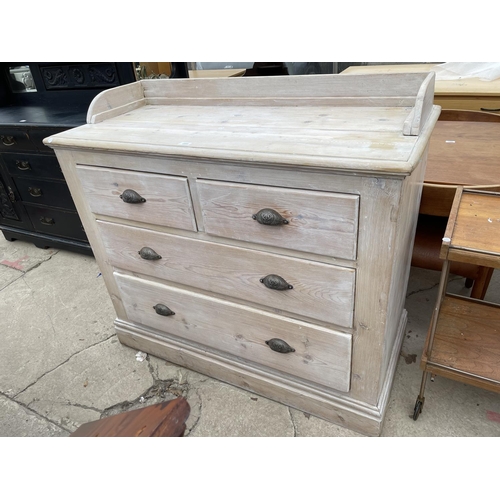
425, 120, 500, 186
44, 74, 440, 175
450, 191, 500, 257
341, 64, 500, 96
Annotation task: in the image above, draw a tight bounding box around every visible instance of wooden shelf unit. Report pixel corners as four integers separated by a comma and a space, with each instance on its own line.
415, 187, 500, 419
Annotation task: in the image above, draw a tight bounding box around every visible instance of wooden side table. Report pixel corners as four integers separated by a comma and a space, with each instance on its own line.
413, 188, 500, 420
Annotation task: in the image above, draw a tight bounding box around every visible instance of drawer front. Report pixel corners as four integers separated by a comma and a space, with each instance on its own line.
3, 152, 64, 180
98, 220, 355, 327
197, 180, 359, 260
14, 177, 76, 210
115, 272, 352, 392
25, 205, 87, 241
76, 165, 197, 231
0, 129, 33, 152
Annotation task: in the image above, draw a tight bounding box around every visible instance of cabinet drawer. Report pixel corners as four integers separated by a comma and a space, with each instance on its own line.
3, 152, 64, 179
98, 220, 355, 327
76, 165, 197, 231
115, 272, 352, 392
197, 180, 359, 260
14, 177, 76, 210
25, 205, 86, 241
0, 128, 33, 152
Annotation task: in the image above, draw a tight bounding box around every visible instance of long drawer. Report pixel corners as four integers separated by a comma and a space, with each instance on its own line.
76, 165, 197, 231
98, 220, 355, 327
197, 179, 359, 260
115, 272, 352, 392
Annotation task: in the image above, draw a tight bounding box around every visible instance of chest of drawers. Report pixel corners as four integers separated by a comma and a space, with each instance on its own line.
0, 63, 136, 253
45, 73, 440, 435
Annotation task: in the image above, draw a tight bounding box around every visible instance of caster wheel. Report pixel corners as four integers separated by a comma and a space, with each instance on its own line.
412, 398, 424, 421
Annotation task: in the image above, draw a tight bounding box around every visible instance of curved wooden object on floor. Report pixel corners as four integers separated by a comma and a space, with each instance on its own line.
70, 397, 190, 437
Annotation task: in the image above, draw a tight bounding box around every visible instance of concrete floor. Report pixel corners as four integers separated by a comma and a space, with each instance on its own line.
1, 235, 499, 437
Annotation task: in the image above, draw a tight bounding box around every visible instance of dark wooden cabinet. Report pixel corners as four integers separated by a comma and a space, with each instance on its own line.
0, 62, 137, 254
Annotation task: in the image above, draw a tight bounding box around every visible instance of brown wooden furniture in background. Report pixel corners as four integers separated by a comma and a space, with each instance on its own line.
341, 63, 500, 113
413, 188, 500, 420
70, 398, 190, 437
411, 109, 500, 299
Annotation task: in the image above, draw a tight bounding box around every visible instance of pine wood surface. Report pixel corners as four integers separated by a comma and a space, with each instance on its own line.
45, 74, 440, 176
97, 220, 356, 327
45, 74, 439, 435
115, 272, 352, 392
197, 179, 359, 260
75, 165, 197, 231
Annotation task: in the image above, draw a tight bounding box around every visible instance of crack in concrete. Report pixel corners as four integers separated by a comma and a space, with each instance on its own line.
406, 276, 465, 299
100, 377, 189, 419
0, 390, 69, 434
64, 401, 103, 414
288, 407, 297, 437
183, 387, 203, 437
406, 282, 439, 298
23, 251, 59, 274
13, 334, 116, 399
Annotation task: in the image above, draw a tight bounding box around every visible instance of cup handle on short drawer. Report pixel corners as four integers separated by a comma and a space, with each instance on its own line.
153, 304, 175, 316
120, 189, 146, 203
252, 208, 289, 225
265, 338, 295, 353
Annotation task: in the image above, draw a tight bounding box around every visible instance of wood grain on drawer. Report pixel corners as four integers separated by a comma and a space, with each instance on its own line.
76, 165, 197, 231
98, 220, 355, 327
197, 180, 359, 260
114, 272, 352, 392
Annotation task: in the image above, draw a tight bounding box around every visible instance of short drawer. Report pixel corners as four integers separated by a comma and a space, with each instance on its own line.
14, 177, 76, 210
3, 152, 64, 179
76, 165, 197, 231
98, 220, 355, 327
115, 272, 352, 392
197, 180, 359, 260
25, 205, 87, 241
0, 128, 33, 152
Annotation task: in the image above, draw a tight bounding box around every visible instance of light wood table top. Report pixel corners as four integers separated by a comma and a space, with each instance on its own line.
188, 68, 246, 78
341, 64, 500, 97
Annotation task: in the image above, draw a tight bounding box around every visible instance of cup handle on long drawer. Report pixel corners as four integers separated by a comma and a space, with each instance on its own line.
138, 247, 162, 260
252, 208, 289, 225
260, 274, 293, 290
120, 189, 146, 203
265, 338, 295, 353
153, 304, 175, 316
